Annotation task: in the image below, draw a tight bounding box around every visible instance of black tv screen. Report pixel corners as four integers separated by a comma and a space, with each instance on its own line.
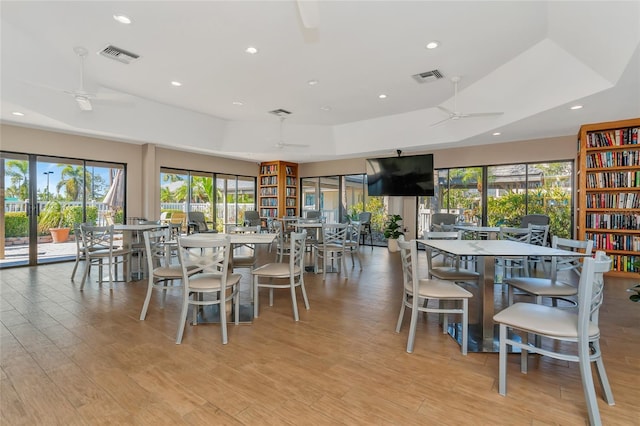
366, 154, 434, 196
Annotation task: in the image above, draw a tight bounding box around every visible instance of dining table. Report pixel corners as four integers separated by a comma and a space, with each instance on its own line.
180, 232, 276, 323
416, 238, 588, 352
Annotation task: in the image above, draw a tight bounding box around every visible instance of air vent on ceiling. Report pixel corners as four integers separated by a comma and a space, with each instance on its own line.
412, 69, 444, 83
268, 109, 292, 116
99, 45, 140, 64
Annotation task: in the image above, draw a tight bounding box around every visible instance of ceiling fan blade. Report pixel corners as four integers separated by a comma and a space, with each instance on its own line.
464, 112, 504, 118
437, 105, 455, 116
429, 116, 453, 127
281, 142, 309, 148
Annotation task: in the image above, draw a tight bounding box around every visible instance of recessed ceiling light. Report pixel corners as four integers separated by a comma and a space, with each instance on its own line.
570, 105, 583, 110
12, 111, 24, 116
113, 14, 132, 24
426, 41, 439, 49
232, 101, 244, 106
307, 79, 319, 86
492, 132, 501, 136
171, 81, 182, 87
245, 46, 258, 55
378, 94, 388, 99
320, 106, 331, 111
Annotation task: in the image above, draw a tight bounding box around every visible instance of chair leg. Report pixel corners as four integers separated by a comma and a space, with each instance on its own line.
461, 299, 468, 356
176, 292, 189, 344
140, 275, 155, 320
234, 284, 240, 325
289, 276, 299, 321
406, 297, 419, 353
220, 290, 228, 344
498, 324, 508, 396
578, 338, 601, 426
592, 341, 615, 405
253, 276, 260, 318
395, 295, 407, 333
299, 275, 310, 310
80, 258, 91, 290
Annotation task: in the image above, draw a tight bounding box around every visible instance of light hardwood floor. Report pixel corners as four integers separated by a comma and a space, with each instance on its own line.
1, 246, 639, 425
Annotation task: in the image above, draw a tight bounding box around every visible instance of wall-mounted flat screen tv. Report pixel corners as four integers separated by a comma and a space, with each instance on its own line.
366, 154, 434, 196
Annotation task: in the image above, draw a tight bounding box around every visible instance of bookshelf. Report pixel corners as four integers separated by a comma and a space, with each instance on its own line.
576, 118, 640, 277
258, 160, 298, 220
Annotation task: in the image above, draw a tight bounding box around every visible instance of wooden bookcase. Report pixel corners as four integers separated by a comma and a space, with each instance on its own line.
258, 160, 298, 219
576, 118, 640, 277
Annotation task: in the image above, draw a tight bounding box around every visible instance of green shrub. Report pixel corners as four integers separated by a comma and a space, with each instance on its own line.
4, 212, 28, 237
64, 206, 98, 226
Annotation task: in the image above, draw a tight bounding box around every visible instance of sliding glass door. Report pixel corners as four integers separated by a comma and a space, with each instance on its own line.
1, 152, 126, 268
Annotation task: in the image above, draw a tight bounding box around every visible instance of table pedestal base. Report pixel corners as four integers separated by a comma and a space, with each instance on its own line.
191, 303, 254, 325
447, 323, 522, 353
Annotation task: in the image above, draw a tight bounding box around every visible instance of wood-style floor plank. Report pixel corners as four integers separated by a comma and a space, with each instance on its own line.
1, 246, 638, 425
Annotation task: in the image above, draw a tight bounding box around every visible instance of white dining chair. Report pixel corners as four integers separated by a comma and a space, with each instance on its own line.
396, 239, 473, 355
494, 251, 614, 426
176, 236, 241, 345
252, 231, 309, 321
79, 224, 131, 290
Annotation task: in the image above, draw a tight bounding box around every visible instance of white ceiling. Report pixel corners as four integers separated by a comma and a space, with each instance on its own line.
2, 1, 639, 164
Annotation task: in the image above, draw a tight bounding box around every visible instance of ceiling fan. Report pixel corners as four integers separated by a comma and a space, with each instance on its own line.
273, 115, 309, 149
62, 46, 97, 111
430, 76, 504, 126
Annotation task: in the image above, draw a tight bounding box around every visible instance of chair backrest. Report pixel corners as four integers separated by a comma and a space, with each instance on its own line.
170, 212, 187, 234
272, 220, 289, 261
499, 226, 531, 243
358, 212, 372, 224
422, 230, 462, 267
188, 211, 209, 232
177, 236, 231, 283
321, 223, 349, 247
244, 210, 261, 226
346, 221, 362, 247
143, 227, 173, 271
430, 213, 457, 230
398, 239, 419, 296
577, 251, 611, 335
527, 224, 549, 247
73, 222, 89, 254
81, 224, 115, 253
520, 214, 550, 227
104, 210, 115, 226
289, 231, 307, 271
304, 210, 321, 219
226, 225, 260, 234
551, 236, 594, 277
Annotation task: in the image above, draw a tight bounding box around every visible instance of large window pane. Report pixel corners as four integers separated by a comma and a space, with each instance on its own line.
319, 176, 340, 223
486, 164, 528, 227
301, 178, 319, 214
160, 168, 188, 218
237, 176, 256, 225
447, 167, 482, 224
190, 171, 213, 224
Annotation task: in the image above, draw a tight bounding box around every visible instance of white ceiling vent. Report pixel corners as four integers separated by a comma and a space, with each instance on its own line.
412, 69, 444, 83
268, 109, 292, 116
99, 45, 140, 64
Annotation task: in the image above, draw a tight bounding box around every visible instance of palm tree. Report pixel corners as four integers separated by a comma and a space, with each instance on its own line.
5, 159, 29, 200
56, 165, 85, 201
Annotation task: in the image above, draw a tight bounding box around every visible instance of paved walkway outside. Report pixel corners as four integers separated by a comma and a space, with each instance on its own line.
1, 241, 77, 267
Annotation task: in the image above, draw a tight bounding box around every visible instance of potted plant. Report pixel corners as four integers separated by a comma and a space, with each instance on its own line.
38, 200, 71, 243
383, 214, 404, 252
